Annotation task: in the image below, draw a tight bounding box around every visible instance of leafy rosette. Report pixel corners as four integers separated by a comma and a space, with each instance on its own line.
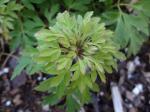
32, 11, 125, 111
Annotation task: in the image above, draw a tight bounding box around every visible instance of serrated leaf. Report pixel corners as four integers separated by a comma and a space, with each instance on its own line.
64, 0, 91, 12
123, 13, 149, 36
78, 76, 86, 93
43, 94, 59, 105
91, 70, 97, 82
133, 0, 150, 17
79, 59, 87, 75
31, 0, 46, 4
12, 56, 31, 80
35, 73, 65, 92
84, 75, 93, 89
72, 70, 80, 81
102, 11, 119, 25
0, 0, 9, 5
95, 62, 104, 73
66, 95, 80, 112
98, 72, 106, 83
35, 29, 54, 39
57, 57, 72, 70
115, 12, 149, 56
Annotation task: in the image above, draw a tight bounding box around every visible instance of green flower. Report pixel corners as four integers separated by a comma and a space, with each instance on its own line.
32, 11, 125, 111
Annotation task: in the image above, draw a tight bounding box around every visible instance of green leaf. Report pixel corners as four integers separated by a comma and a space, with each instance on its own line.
57, 57, 72, 70
94, 62, 104, 73
31, 0, 46, 4
133, 0, 150, 17
91, 70, 97, 82
35, 73, 65, 92
12, 56, 31, 79
35, 29, 54, 40
123, 13, 149, 36
21, 0, 34, 10
115, 15, 128, 48
64, 0, 91, 12
84, 75, 93, 89
115, 13, 149, 56
78, 75, 86, 93
79, 59, 87, 75
0, 0, 9, 5
44, 4, 59, 25
92, 83, 99, 92
98, 72, 106, 83
102, 11, 119, 25
66, 95, 80, 112
43, 94, 60, 105
56, 72, 70, 97
72, 70, 80, 81
38, 48, 60, 57
44, 64, 58, 74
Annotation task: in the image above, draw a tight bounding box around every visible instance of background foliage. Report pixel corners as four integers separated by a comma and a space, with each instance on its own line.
1, 0, 150, 55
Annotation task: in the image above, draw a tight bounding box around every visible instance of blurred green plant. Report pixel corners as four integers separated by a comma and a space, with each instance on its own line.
1, 0, 149, 55
102, 0, 150, 56
13, 11, 125, 112
0, 0, 22, 40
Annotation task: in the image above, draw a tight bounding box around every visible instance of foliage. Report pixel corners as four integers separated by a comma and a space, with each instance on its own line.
1, 0, 149, 111
13, 11, 125, 112
0, 0, 22, 40
101, 0, 150, 56
1, 0, 149, 55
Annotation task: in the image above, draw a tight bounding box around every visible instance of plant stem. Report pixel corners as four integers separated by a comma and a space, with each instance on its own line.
1, 51, 18, 68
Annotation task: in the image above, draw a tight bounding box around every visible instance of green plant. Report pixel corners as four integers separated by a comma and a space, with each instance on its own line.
1, 0, 149, 56
0, 0, 22, 40
102, 0, 150, 56
1, 0, 149, 111
13, 11, 125, 112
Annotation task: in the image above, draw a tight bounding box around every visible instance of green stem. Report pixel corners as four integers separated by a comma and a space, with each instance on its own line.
119, 3, 130, 6
117, 0, 122, 13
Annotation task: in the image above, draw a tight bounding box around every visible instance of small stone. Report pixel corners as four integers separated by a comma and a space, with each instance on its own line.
125, 48, 128, 53
99, 91, 104, 96
149, 100, 150, 104
126, 91, 135, 101
42, 105, 49, 111
132, 84, 143, 95
3, 68, 9, 73
37, 76, 42, 81
0, 68, 9, 76
43, 77, 47, 80
13, 94, 22, 106
143, 72, 150, 78
0, 71, 3, 76
17, 109, 24, 112
128, 104, 133, 108
140, 96, 145, 100
129, 107, 138, 112
5, 100, 11, 106
128, 73, 133, 79
134, 56, 140, 66
127, 61, 135, 73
